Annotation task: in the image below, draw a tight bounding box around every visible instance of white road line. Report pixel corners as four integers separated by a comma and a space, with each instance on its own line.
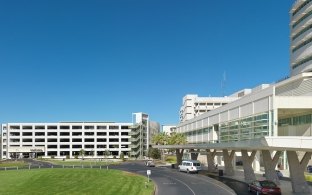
158, 169, 236, 195
157, 173, 196, 195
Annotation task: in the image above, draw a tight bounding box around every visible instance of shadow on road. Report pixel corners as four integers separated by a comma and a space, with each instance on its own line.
203, 173, 250, 195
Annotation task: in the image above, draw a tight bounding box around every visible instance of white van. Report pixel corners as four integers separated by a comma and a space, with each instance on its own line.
178, 160, 201, 173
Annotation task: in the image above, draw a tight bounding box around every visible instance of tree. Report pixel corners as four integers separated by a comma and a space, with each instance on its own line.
79, 149, 85, 160
152, 132, 168, 161
152, 132, 168, 145
167, 133, 187, 166
104, 149, 110, 159
120, 152, 125, 161
148, 147, 161, 159
152, 132, 187, 166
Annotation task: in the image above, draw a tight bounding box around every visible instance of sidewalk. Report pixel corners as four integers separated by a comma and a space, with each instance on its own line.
207, 167, 312, 195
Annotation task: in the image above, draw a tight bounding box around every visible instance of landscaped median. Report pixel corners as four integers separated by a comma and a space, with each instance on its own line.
0, 168, 155, 195
305, 174, 312, 182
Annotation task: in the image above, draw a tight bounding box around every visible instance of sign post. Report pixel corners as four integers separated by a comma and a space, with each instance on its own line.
146, 170, 151, 182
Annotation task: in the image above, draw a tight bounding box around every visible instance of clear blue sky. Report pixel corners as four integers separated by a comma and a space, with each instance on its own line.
0, 0, 294, 125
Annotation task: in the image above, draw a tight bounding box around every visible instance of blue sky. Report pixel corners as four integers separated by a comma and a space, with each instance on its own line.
0, 0, 294, 125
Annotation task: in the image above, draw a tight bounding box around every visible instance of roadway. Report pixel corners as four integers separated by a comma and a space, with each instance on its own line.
110, 161, 240, 195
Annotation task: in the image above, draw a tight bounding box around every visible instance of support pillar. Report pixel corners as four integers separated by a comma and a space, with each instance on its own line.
287, 151, 311, 193
206, 149, 217, 172
222, 149, 235, 176
176, 149, 184, 166
253, 151, 261, 172
262, 150, 281, 185
190, 149, 199, 160
241, 150, 257, 183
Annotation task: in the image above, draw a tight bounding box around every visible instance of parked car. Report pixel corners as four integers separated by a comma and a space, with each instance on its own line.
307, 165, 312, 173
145, 160, 155, 167
178, 160, 201, 173
248, 180, 281, 195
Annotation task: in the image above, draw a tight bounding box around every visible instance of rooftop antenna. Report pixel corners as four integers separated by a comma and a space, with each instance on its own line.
221, 71, 226, 96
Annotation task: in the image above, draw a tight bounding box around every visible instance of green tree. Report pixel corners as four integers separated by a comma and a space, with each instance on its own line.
152, 132, 168, 145
148, 147, 161, 159
167, 133, 187, 166
104, 149, 110, 158
120, 152, 125, 161
79, 149, 85, 160
152, 132, 187, 166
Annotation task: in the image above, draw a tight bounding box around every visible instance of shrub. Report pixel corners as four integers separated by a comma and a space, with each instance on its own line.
66, 155, 70, 159
148, 148, 161, 159
120, 153, 125, 161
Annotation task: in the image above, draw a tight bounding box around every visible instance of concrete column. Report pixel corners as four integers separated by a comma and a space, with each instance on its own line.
262, 150, 281, 185
253, 151, 261, 172
287, 151, 311, 193
222, 149, 235, 176
190, 149, 199, 160
272, 109, 278, 136
206, 149, 217, 172
241, 150, 257, 183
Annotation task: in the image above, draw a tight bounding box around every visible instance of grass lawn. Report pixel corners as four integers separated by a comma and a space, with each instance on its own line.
38, 159, 120, 166
165, 155, 177, 164
0, 161, 27, 168
305, 173, 312, 182
0, 169, 154, 195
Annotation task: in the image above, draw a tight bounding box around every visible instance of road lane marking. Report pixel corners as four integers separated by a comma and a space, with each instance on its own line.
163, 182, 176, 185
157, 173, 196, 195
157, 169, 236, 195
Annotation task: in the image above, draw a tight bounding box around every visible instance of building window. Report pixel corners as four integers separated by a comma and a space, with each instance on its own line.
97, 126, 107, 130
97, 138, 107, 142
48, 132, 57, 136
47, 126, 57, 129
60, 132, 70, 136
121, 126, 129, 129
109, 126, 119, 130
22, 132, 32, 136
72, 126, 82, 129
35, 132, 45, 136
85, 138, 94, 142
85, 126, 94, 130
97, 132, 107, 136
60, 126, 70, 129
60, 138, 70, 142
109, 132, 119, 136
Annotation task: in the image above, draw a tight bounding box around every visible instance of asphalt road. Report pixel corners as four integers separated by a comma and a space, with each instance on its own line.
111, 161, 237, 195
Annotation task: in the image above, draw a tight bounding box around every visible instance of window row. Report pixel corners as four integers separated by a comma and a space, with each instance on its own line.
292, 54, 312, 70
278, 114, 312, 126
9, 132, 129, 136
9, 125, 130, 130
292, 9, 312, 29
292, 23, 312, 41
46, 144, 129, 149
9, 138, 130, 143
292, 0, 312, 17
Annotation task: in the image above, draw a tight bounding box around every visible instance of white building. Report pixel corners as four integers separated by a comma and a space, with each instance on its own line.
179, 90, 250, 122
162, 125, 176, 135
177, 73, 312, 145
1, 113, 160, 160
290, 0, 312, 76
166, 1, 312, 193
